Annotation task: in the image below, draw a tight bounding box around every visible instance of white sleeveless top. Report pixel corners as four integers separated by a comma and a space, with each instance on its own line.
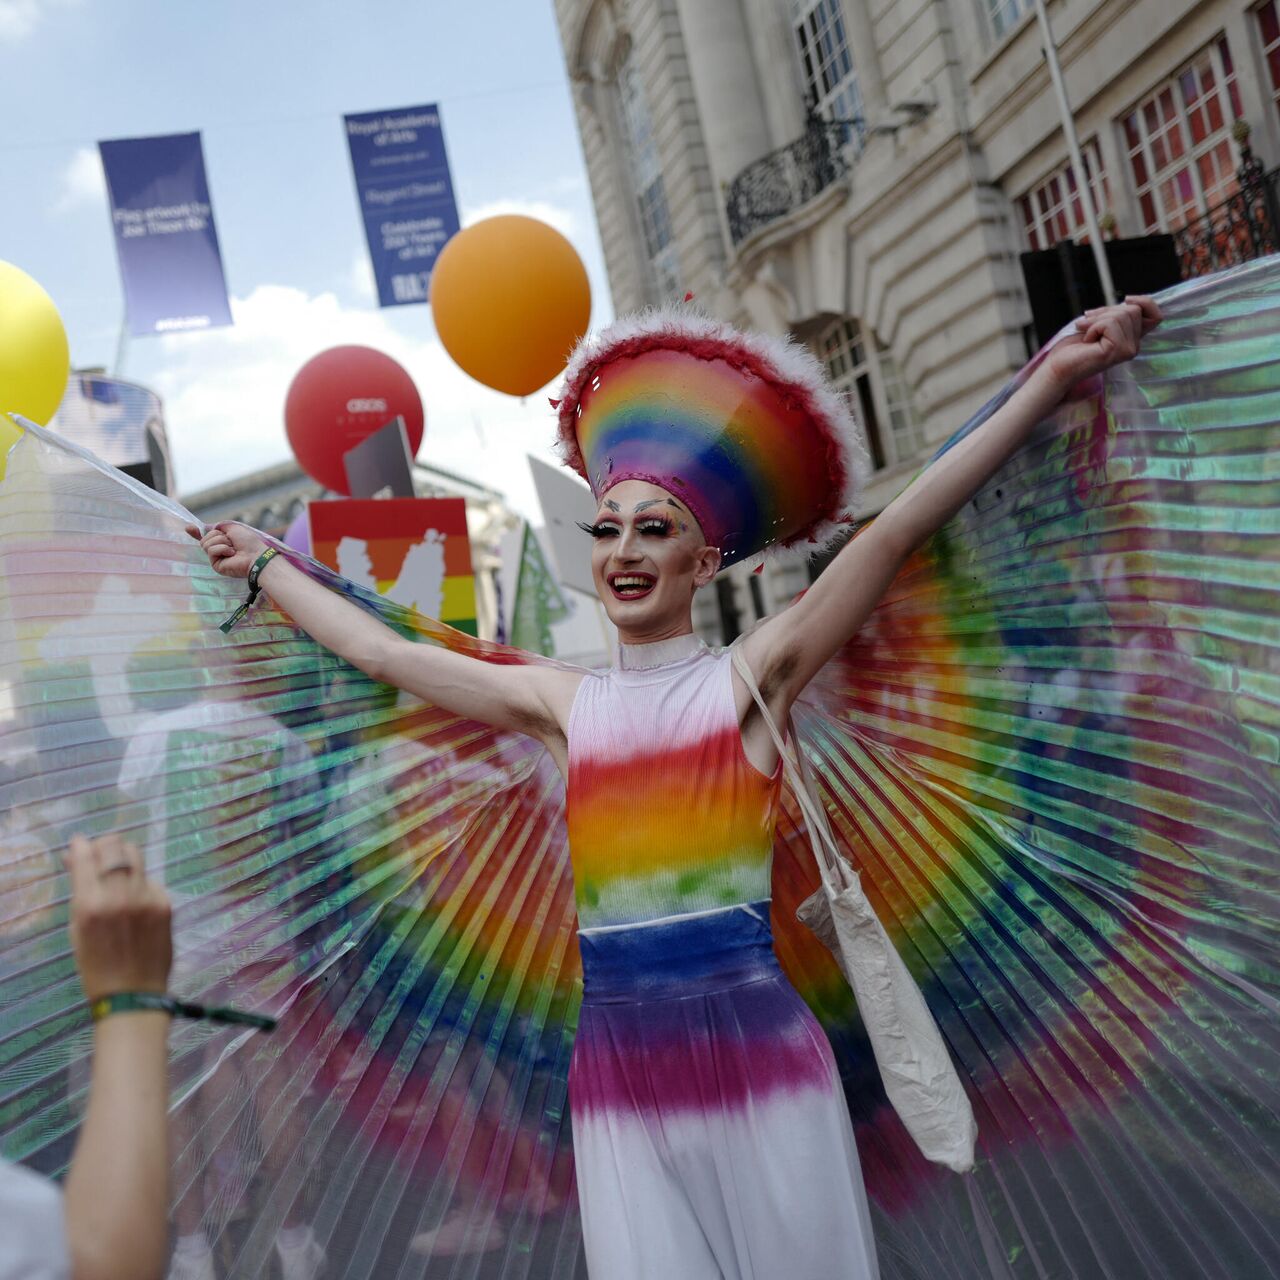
565, 641, 781, 930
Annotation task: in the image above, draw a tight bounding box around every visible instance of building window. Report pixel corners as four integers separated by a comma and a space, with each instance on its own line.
792, 0, 863, 126
1019, 139, 1112, 249
1259, 1, 1280, 120
986, 0, 1032, 41
817, 319, 923, 471
636, 180, 673, 262
618, 50, 681, 299
878, 349, 925, 459
651, 244, 682, 298
1121, 37, 1245, 232
819, 320, 884, 470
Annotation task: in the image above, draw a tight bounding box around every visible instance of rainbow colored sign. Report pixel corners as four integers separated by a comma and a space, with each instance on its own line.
308, 496, 476, 634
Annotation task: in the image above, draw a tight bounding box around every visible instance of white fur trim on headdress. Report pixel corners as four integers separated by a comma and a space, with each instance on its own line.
554, 304, 870, 566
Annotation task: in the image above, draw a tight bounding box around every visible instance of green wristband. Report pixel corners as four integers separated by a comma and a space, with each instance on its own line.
89, 992, 175, 1021
247, 546, 280, 592
219, 546, 281, 633
89, 992, 277, 1032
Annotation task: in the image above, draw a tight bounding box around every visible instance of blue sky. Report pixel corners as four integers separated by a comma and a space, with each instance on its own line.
1, 0, 612, 517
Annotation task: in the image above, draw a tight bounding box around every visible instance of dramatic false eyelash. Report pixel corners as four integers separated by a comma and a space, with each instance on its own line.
577, 517, 675, 538
637, 516, 675, 536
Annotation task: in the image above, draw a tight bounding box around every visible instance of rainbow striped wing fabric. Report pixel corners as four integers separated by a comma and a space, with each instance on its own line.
0, 254, 1276, 1279
772, 256, 1280, 1277
0, 435, 585, 1278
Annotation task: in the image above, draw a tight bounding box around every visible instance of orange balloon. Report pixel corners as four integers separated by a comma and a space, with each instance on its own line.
430, 215, 591, 396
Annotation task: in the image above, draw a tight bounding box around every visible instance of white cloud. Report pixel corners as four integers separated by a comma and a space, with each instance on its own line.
346, 248, 377, 305
53, 145, 106, 215
135, 283, 568, 523
0, 0, 79, 40
460, 197, 578, 241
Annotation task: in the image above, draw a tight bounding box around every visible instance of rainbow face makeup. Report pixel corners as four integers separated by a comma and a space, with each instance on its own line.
579, 484, 713, 623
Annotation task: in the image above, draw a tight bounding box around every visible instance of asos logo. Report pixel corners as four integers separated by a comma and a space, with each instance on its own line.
346, 397, 389, 414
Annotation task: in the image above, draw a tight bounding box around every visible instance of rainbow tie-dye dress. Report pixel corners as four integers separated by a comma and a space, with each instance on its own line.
566, 637, 878, 1279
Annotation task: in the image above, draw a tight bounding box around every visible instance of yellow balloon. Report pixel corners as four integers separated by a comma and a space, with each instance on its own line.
0, 261, 70, 425
0, 414, 22, 482
430, 216, 591, 396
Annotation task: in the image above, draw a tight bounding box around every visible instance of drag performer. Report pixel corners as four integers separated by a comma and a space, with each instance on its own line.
187, 296, 1158, 1278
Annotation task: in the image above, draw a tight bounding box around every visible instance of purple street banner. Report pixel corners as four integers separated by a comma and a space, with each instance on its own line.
344, 104, 460, 308
98, 132, 233, 337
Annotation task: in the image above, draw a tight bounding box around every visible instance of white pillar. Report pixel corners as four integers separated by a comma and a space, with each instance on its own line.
673, 0, 773, 193
838, 0, 886, 116
739, 0, 806, 144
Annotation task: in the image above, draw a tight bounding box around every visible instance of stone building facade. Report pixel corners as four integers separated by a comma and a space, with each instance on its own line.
554, 0, 1280, 639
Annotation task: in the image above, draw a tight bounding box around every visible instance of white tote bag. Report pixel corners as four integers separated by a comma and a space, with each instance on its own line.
732, 644, 977, 1173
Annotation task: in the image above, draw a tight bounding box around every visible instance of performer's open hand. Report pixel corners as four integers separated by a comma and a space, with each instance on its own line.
183, 520, 268, 580
1042, 295, 1161, 392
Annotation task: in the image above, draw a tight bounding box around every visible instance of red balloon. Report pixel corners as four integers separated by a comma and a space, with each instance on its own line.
284, 345, 424, 494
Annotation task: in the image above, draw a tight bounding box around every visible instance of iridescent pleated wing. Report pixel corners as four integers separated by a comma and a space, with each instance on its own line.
0, 429, 585, 1279
776, 257, 1280, 1277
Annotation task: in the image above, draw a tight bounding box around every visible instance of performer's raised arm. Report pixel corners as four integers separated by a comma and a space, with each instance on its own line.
186, 523, 577, 746
741, 296, 1161, 715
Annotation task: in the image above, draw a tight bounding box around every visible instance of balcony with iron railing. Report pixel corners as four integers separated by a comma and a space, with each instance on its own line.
1173, 138, 1280, 279
725, 111, 864, 247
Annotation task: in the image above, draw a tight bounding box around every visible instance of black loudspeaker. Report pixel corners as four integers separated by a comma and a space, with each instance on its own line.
1020, 235, 1183, 347
119, 461, 156, 490
117, 422, 172, 496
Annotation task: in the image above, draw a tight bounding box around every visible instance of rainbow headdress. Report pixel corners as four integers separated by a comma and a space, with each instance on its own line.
554, 308, 869, 567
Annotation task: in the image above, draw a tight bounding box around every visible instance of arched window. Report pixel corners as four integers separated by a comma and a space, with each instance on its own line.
1019, 139, 1111, 249
1121, 37, 1244, 233
1261, 2, 1280, 120
791, 0, 862, 126
816, 318, 923, 471
615, 46, 682, 300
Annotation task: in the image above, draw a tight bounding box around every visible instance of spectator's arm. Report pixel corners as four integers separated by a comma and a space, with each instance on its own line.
62, 835, 172, 1280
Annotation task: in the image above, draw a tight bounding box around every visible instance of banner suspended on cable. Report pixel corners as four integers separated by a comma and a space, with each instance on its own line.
343, 103, 460, 308
98, 131, 233, 337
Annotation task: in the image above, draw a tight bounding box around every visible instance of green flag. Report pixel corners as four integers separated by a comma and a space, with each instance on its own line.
510, 524, 570, 657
